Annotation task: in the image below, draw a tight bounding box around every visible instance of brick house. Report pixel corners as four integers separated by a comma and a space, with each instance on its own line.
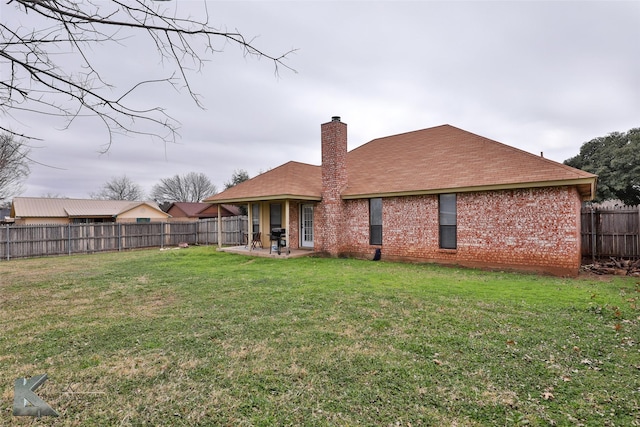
166, 202, 240, 222
205, 117, 596, 276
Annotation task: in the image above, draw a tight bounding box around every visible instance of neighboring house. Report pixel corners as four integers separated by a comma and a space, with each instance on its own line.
166, 202, 240, 222
205, 117, 597, 276
10, 197, 170, 225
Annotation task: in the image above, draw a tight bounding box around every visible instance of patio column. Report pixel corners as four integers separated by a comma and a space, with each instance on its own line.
247, 202, 252, 252
217, 205, 222, 248
285, 200, 290, 248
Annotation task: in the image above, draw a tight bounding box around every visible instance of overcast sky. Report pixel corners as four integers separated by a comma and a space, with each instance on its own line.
4, 1, 639, 199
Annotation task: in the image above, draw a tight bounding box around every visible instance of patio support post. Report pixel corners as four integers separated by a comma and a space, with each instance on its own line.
217, 205, 222, 248
285, 200, 290, 248
247, 202, 252, 251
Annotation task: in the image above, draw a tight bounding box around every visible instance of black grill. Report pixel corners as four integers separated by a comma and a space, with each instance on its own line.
270, 228, 288, 255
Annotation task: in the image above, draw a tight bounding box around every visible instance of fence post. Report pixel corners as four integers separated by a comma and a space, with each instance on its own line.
590, 208, 596, 263
194, 221, 198, 245
5, 224, 9, 261
202, 220, 207, 246
118, 223, 122, 251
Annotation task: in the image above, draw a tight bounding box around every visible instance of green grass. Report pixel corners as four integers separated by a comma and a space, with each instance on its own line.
1, 247, 639, 426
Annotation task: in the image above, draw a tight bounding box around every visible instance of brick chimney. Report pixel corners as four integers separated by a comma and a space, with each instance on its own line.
321, 116, 348, 200
317, 116, 347, 256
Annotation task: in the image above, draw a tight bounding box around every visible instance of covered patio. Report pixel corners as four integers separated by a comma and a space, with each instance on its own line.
204, 161, 322, 255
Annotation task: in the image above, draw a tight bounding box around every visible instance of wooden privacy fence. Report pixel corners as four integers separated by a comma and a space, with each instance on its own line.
581, 206, 640, 260
0, 216, 247, 260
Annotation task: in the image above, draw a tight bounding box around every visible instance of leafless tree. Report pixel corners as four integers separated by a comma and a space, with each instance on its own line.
151, 172, 216, 203
0, 132, 30, 203
41, 192, 67, 198
1, 0, 296, 150
91, 175, 145, 200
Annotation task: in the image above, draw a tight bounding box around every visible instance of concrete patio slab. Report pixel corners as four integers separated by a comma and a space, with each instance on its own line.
217, 245, 317, 259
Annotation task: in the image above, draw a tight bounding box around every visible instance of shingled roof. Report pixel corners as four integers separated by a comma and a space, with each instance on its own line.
206, 124, 596, 203
167, 202, 241, 218
343, 125, 596, 199
206, 161, 322, 204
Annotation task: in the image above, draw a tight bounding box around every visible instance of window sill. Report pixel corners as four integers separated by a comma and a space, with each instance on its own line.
438, 248, 457, 254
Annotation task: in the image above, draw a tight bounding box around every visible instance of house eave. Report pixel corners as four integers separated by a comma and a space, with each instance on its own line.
66, 215, 114, 218
206, 194, 322, 205
341, 178, 597, 201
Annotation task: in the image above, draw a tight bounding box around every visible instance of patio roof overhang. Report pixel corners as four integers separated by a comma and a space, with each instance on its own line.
206, 194, 322, 205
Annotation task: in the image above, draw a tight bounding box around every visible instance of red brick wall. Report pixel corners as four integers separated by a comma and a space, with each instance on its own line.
314, 202, 328, 253
336, 186, 582, 276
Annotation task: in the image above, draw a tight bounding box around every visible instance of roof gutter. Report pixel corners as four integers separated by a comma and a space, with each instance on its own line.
341, 177, 597, 201
205, 194, 322, 205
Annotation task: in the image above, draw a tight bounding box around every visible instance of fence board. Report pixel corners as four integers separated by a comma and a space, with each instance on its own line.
0, 216, 248, 260
581, 207, 640, 259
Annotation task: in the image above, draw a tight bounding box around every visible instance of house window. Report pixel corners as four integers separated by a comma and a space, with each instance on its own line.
439, 194, 457, 249
270, 203, 282, 231
136, 218, 151, 223
369, 198, 382, 245
252, 204, 260, 233
72, 218, 113, 224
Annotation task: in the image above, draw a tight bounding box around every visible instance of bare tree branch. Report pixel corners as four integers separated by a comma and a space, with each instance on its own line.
91, 174, 145, 200
151, 172, 217, 203
0, 132, 31, 202
1, 0, 297, 149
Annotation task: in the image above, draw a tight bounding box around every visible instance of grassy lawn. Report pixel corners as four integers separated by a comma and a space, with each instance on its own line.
1, 247, 639, 426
